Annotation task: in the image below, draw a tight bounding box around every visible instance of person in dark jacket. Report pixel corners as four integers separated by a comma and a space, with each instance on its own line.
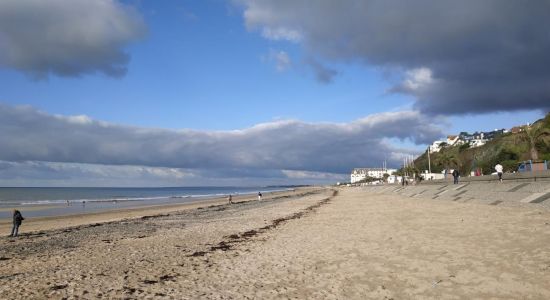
11, 209, 24, 237
452, 169, 460, 184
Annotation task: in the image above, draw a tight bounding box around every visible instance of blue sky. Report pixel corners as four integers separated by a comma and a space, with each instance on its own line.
1, 0, 408, 130
0, 0, 547, 186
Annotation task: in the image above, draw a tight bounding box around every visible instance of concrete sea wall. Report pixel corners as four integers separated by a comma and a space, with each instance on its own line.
362, 178, 550, 209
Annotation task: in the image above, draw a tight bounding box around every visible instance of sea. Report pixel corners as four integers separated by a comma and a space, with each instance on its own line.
0, 186, 293, 219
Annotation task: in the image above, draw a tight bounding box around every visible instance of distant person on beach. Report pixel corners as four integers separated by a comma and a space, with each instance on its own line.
228, 194, 233, 204
495, 163, 504, 183
258, 192, 262, 201
452, 169, 459, 184
10, 209, 24, 237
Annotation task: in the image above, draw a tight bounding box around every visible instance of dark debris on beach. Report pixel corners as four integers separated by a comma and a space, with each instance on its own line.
0, 189, 330, 261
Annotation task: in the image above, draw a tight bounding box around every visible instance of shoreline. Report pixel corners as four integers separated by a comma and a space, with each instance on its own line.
0, 187, 312, 234
0, 186, 297, 216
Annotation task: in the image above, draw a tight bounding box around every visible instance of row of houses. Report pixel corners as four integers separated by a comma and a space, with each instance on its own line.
349, 124, 531, 184
350, 167, 398, 183
429, 123, 533, 153
429, 129, 511, 153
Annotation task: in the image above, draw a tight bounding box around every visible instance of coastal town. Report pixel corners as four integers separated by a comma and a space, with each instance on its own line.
350, 119, 549, 185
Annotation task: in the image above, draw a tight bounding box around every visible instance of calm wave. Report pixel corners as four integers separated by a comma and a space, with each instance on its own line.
0, 186, 290, 206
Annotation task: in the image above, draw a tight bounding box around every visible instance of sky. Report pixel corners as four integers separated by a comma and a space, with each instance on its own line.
0, 0, 548, 187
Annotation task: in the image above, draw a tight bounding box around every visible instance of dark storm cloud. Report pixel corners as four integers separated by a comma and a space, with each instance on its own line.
238, 0, 550, 115
305, 57, 338, 84
0, 0, 145, 78
0, 104, 442, 173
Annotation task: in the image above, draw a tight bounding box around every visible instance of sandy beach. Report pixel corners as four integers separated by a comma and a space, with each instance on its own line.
1, 186, 550, 299
0, 188, 303, 234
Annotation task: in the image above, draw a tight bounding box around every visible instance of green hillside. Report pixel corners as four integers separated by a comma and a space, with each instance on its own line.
413, 113, 550, 176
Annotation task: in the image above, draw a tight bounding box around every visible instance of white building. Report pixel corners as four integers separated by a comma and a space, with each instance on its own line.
467, 132, 488, 148
350, 168, 397, 183
470, 138, 487, 148
446, 135, 463, 146
420, 171, 445, 180
429, 141, 445, 153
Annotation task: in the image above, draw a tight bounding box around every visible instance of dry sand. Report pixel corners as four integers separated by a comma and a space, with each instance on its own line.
1, 186, 550, 299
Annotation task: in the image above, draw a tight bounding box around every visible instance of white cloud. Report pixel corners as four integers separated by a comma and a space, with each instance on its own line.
281, 170, 346, 180
261, 27, 302, 42
0, 160, 351, 187
0, 0, 146, 78
61, 115, 94, 125
0, 161, 194, 187
268, 49, 292, 71
403, 68, 433, 91
0, 104, 443, 174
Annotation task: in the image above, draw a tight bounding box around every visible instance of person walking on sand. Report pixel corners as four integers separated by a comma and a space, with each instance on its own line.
10, 209, 24, 237
452, 169, 460, 184
228, 194, 233, 204
258, 192, 262, 201
495, 163, 504, 183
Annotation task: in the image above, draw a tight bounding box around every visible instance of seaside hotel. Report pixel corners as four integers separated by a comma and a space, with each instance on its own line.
350, 168, 397, 183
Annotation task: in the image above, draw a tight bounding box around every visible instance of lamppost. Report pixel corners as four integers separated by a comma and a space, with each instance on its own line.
427, 146, 432, 174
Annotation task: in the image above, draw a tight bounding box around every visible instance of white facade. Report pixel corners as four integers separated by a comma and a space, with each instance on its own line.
387, 175, 399, 184
470, 138, 487, 148
388, 175, 409, 184
446, 135, 463, 146
420, 172, 445, 180
430, 141, 445, 153
350, 168, 397, 183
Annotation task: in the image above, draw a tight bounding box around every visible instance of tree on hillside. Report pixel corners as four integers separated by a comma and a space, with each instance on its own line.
458, 142, 470, 152
404, 165, 421, 180
517, 122, 550, 161
436, 152, 459, 171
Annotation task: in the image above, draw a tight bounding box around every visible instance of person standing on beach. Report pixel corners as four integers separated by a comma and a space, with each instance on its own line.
452, 169, 459, 184
258, 192, 262, 201
228, 194, 233, 204
10, 209, 24, 237
495, 163, 504, 183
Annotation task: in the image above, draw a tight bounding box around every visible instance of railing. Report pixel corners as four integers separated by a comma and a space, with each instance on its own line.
419, 169, 550, 184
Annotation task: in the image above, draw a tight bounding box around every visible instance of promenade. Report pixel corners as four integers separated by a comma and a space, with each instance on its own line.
373, 178, 550, 209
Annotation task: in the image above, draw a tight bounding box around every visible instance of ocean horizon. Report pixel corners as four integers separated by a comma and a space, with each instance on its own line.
0, 186, 297, 219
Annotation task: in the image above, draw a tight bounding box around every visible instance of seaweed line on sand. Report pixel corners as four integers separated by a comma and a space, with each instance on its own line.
188, 189, 338, 258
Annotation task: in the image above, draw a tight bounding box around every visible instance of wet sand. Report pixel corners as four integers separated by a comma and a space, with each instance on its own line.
1, 187, 550, 299
0, 188, 305, 234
